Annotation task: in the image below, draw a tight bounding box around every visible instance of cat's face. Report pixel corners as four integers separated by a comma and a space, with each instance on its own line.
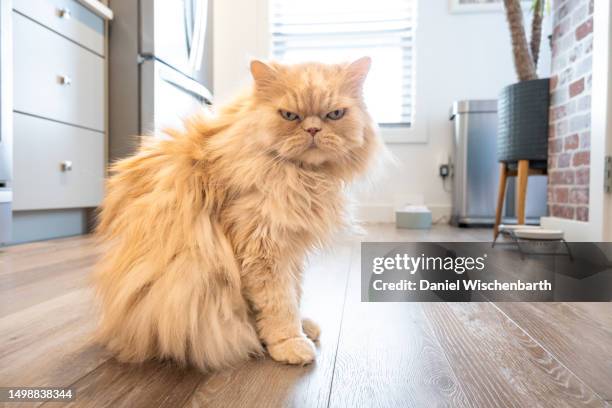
250, 58, 373, 166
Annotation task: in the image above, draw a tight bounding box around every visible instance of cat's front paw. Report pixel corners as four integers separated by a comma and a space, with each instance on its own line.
267, 336, 316, 366
302, 318, 321, 342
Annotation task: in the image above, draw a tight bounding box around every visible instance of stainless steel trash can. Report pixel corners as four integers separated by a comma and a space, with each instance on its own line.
450, 100, 547, 227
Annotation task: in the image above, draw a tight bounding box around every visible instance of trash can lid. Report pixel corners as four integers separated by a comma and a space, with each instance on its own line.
450, 99, 497, 120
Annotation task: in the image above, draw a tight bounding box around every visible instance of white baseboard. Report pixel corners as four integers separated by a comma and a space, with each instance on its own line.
355, 204, 452, 223
428, 205, 453, 223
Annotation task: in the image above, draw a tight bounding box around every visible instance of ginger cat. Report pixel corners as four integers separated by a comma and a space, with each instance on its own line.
94, 58, 380, 370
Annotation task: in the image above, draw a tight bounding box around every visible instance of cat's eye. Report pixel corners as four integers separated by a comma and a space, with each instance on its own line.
279, 110, 300, 121
326, 109, 346, 120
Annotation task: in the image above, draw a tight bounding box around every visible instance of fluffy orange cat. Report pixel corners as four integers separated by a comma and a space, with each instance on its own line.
94, 58, 380, 371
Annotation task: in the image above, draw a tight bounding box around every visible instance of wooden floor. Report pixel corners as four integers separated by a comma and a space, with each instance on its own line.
1, 224, 611, 407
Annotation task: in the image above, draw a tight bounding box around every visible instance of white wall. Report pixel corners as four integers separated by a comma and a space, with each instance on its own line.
213, 0, 269, 103
213, 0, 551, 221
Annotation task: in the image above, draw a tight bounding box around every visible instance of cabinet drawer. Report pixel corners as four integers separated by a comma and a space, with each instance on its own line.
13, 113, 105, 211
13, 12, 104, 131
13, 0, 104, 55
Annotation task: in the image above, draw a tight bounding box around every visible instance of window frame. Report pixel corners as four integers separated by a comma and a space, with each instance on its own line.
261, 0, 426, 144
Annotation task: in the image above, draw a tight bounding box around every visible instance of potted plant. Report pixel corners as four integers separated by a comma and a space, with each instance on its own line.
497, 0, 549, 163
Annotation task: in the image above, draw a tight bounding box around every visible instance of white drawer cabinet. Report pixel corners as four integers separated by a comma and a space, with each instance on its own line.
7, 0, 111, 242
13, 113, 104, 211
13, 12, 104, 131
13, 0, 104, 55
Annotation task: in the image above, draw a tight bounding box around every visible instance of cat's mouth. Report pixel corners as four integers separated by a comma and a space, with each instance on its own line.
268, 147, 329, 168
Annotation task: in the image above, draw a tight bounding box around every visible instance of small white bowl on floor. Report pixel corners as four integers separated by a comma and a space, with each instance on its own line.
493, 224, 552, 247
498, 224, 541, 233
513, 228, 565, 240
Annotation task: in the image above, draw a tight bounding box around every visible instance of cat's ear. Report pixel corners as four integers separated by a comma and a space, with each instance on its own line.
344, 57, 372, 92
250, 60, 276, 84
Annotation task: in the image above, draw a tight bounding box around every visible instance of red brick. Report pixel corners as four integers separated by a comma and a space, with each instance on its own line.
547, 186, 554, 204
576, 17, 593, 41
550, 75, 559, 90
558, 3, 570, 20
549, 169, 575, 185
552, 187, 569, 203
557, 153, 572, 168
552, 23, 563, 41
572, 151, 590, 166
576, 206, 589, 221
556, 120, 569, 137
551, 105, 568, 120
552, 43, 559, 57
570, 187, 589, 204
569, 78, 585, 97
576, 167, 590, 184
551, 205, 575, 219
564, 134, 579, 150
580, 132, 590, 149
577, 95, 591, 111
549, 137, 563, 153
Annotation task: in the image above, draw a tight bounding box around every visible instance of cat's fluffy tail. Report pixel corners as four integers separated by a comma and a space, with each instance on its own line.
93, 248, 263, 371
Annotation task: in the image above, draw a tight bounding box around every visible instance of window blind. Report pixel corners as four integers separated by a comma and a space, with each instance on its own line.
270, 0, 416, 127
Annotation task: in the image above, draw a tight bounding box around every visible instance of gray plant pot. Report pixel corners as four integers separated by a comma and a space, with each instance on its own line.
497, 78, 550, 163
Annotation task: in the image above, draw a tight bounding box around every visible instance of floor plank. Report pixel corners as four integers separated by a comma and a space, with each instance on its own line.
494, 302, 612, 400
0, 239, 99, 277
327, 244, 471, 408
424, 302, 607, 407
41, 360, 204, 408
0, 235, 96, 262
568, 302, 612, 334
0, 310, 108, 389
0, 288, 94, 359
185, 245, 353, 408
0, 255, 94, 318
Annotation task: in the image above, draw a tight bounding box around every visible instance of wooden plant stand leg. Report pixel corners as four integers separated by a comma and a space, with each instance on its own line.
516, 159, 529, 225
493, 162, 508, 240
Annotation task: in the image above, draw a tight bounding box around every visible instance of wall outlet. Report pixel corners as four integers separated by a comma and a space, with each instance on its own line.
438, 153, 452, 179
439, 164, 450, 178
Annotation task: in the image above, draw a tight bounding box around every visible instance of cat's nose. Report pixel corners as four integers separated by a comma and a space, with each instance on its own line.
306, 127, 321, 136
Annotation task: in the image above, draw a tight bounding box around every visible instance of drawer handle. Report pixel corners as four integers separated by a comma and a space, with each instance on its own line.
60, 161, 73, 172
58, 75, 72, 86
58, 8, 71, 19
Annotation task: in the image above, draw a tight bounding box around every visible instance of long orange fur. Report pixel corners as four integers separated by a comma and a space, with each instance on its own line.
94, 58, 381, 371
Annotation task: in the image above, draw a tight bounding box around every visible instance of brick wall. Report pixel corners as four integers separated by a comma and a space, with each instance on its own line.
547, 0, 593, 221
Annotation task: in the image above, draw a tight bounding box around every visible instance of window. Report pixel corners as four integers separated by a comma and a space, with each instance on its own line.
270, 0, 416, 127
